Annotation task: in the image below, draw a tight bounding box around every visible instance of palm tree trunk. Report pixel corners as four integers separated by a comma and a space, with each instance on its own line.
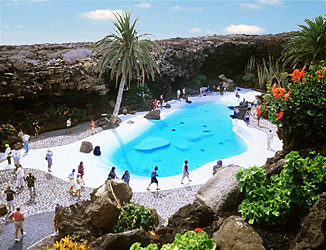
110, 76, 125, 124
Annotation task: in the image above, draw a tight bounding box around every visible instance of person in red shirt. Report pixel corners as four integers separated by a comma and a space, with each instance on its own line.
153, 99, 158, 109
91, 120, 95, 135
257, 104, 262, 126
9, 206, 27, 242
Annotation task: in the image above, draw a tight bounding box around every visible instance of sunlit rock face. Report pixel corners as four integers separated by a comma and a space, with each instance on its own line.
0, 33, 289, 125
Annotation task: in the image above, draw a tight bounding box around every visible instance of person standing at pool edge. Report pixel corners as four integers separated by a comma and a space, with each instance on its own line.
181, 160, 192, 184
147, 166, 160, 191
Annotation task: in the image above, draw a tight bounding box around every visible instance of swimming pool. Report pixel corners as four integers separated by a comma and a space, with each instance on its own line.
107, 101, 248, 177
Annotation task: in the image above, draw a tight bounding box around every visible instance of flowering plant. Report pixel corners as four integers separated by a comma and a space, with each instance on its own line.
268, 62, 326, 149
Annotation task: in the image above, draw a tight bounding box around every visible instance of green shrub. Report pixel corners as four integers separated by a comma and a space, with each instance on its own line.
191, 79, 201, 88
130, 230, 216, 250
228, 84, 236, 92
242, 73, 255, 82
236, 151, 326, 225
0, 124, 17, 152
69, 107, 87, 122
22, 113, 40, 128
268, 63, 326, 148
45, 103, 56, 115
126, 83, 152, 104
47, 236, 88, 250
56, 104, 70, 118
114, 202, 157, 233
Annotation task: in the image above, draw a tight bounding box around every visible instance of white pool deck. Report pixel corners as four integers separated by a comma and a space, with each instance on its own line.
0, 89, 282, 192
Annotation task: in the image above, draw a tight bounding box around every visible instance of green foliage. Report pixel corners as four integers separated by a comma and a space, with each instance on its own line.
256, 56, 284, 90
114, 202, 157, 233
196, 75, 207, 84
228, 84, 236, 92
130, 230, 216, 250
56, 104, 86, 121
23, 113, 40, 128
281, 15, 326, 68
236, 151, 326, 225
245, 55, 256, 74
126, 83, 152, 104
242, 73, 255, 82
45, 103, 56, 115
191, 79, 201, 88
0, 124, 17, 152
268, 63, 326, 146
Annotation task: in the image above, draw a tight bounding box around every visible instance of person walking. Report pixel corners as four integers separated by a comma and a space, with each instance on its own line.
182, 88, 186, 99
177, 89, 181, 100
121, 170, 130, 185
147, 166, 160, 191
32, 121, 41, 138
9, 206, 27, 242
2, 185, 16, 212
91, 120, 96, 135
78, 161, 85, 184
267, 130, 274, 150
153, 99, 158, 109
244, 110, 250, 126
52, 199, 61, 237
46, 149, 53, 172
22, 132, 30, 153
67, 169, 75, 194
24, 171, 37, 200
13, 151, 21, 169
108, 167, 117, 180
5, 144, 12, 165
181, 160, 192, 184
16, 164, 24, 189
257, 104, 262, 126
75, 174, 82, 197
65, 118, 72, 134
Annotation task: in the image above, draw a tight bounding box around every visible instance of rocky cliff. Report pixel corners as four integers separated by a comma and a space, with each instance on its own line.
0, 33, 290, 126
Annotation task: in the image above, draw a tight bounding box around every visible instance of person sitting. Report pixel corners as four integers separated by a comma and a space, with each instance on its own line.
108, 167, 117, 180
213, 160, 223, 175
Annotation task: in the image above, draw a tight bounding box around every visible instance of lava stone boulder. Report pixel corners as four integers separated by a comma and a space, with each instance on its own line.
80, 141, 93, 153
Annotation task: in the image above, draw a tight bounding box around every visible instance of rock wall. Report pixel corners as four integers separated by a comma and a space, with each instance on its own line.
0, 33, 290, 125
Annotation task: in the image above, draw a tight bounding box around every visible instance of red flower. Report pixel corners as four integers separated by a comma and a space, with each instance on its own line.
289, 66, 306, 81
316, 70, 323, 78
282, 91, 291, 100
272, 83, 285, 98
194, 228, 204, 233
274, 111, 284, 121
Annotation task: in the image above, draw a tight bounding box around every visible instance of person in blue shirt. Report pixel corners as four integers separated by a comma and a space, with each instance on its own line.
121, 170, 130, 185
46, 150, 53, 172
147, 166, 160, 191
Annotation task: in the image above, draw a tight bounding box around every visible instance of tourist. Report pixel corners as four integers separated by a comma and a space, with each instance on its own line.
244, 110, 250, 126
153, 99, 158, 109
177, 89, 181, 100
67, 169, 75, 194
108, 167, 117, 180
213, 160, 223, 175
24, 171, 37, 200
147, 166, 160, 191
18, 129, 23, 138
78, 161, 84, 184
13, 151, 21, 169
257, 104, 262, 126
46, 149, 53, 172
267, 130, 273, 150
91, 120, 96, 135
207, 85, 210, 95
52, 199, 60, 237
181, 160, 192, 184
199, 87, 203, 97
32, 121, 41, 138
65, 118, 72, 134
236, 92, 240, 101
5, 144, 12, 165
22, 132, 30, 153
75, 174, 82, 197
16, 164, 24, 189
159, 94, 164, 108
9, 206, 27, 242
2, 185, 16, 212
182, 88, 186, 99
121, 170, 130, 185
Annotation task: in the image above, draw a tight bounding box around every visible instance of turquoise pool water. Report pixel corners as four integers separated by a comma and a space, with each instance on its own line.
108, 102, 248, 177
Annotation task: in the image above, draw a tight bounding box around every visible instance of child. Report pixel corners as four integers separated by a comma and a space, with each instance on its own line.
75, 174, 82, 197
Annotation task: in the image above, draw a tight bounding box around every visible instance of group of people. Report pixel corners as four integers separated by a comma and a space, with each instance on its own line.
107, 167, 130, 185
153, 94, 164, 109
67, 162, 85, 197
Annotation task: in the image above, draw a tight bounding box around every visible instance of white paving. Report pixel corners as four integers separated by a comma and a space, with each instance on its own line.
0, 89, 282, 192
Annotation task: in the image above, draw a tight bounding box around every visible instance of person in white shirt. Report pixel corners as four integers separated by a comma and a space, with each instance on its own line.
22, 133, 30, 153
65, 118, 72, 134
5, 144, 12, 165
16, 164, 24, 188
267, 130, 273, 150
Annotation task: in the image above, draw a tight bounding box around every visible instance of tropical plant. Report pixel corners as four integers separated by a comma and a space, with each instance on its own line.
0, 124, 17, 152
92, 11, 161, 124
126, 83, 152, 104
114, 202, 157, 233
281, 15, 326, 68
267, 63, 326, 149
242, 73, 255, 82
236, 151, 326, 225
245, 55, 256, 74
130, 230, 216, 250
47, 236, 88, 250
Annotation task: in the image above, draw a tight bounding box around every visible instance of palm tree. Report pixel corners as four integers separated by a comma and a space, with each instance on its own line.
92, 11, 161, 124
281, 15, 326, 68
